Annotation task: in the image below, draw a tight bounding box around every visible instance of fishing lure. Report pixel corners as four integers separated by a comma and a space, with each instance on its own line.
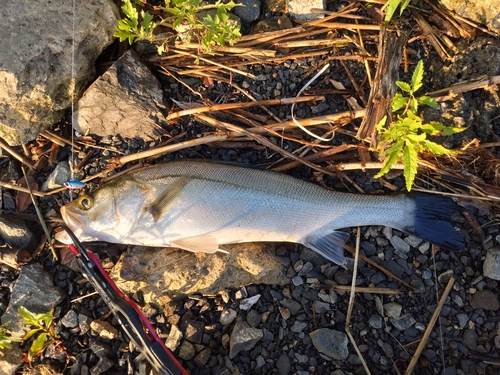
64, 180, 86, 190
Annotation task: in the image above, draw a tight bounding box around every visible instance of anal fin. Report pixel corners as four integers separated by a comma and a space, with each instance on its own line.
303, 231, 349, 266
171, 236, 220, 254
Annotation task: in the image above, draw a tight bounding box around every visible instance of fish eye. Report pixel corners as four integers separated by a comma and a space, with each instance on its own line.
78, 195, 94, 210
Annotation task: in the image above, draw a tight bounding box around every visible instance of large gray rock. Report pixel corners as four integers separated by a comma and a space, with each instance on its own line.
1, 263, 65, 334
0, 0, 118, 145
0, 263, 64, 374
439, 0, 500, 33
110, 243, 290, 307
74, 50, 167, 139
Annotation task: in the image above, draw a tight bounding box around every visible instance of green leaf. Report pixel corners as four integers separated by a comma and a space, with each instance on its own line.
122, 0, 138, 21
375, 115, 388, 133
420, 122, 444, 135
441, 126, 467, 135
408, 133, 427, 144
22, 328, 43, 341
375, 138, 404, 178
418, 95, 438, 108
396, 81, 412, 93
19, 307, 39, 327
410, 97, 419, 114
400, 0, 412, 12
28, 332, 47, 362
403, 142, 418, 191
411, 60, 424, 93
391, 93, 409, 112
421, 140, 457, 155
382, 0, 401, 22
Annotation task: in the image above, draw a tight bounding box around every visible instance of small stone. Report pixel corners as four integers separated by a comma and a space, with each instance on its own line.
313, 300, 331, 314
293, 260, 304, 273
298, 261, 313, 276
391, 236, 411, 258
61, 310, 79, 328
181, 319, 204, 344
369, 314, 383, 329
220, 309, 237, 325
193, 348, 211, 367
483, 247, 500, 280
457, 314, 469, 329
240, 294, 261, 311
390, 314, 416, 331
292, 275, 304, 286
41, 161, 75, 191
310, 328, 349, 360
383, 302, 402, 319
229, 321, 263, 359
286, 0, 325, 20
462, 329, 478, 351
89, 339, 113, 358
279, 307, 291, 320
234, 0, 261, 23
90, 320, 118, 340
469, 290, 499, 310
166, 324, 183, 352
256, 355, 266, 368
246, 309, 261, 328
438, 269, 454, 284
178, 340, 195, 361
276, 353, 291, 375
404, 235, 424, 248
90, 357, 114, 375
333, 269, 351, 285
78, 314, 92, 335
280, 298, 302, 315
291, 320, 308, 333
382, 227, 393, 240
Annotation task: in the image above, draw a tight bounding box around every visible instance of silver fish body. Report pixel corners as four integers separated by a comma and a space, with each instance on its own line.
57, 160, 464, 265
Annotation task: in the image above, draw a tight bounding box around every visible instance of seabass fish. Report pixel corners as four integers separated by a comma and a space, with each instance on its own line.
57, 160, 464, 265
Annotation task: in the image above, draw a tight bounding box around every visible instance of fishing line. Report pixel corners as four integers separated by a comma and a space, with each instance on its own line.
66, 0, 86, 194
291, 63, 335, 142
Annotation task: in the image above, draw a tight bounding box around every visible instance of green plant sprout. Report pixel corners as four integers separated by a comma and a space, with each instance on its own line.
19, 306, 60, 364
382, 0, 411, 22
114, 0, 242, 58
0, 326, 22, 354
375, 60, 465, 191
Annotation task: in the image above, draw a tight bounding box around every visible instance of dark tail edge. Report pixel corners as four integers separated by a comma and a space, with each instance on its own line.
409, 195, 465, 252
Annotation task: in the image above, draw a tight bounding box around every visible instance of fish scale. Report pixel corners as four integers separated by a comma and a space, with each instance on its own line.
57, 160, 465, 265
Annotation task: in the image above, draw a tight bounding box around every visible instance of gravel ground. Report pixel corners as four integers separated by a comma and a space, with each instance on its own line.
1, 1, 500, 375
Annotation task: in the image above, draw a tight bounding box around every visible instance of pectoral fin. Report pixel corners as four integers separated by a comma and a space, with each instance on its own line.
148, 176, 190, 221
303, 231, 349, 266
171, 236, 220, 253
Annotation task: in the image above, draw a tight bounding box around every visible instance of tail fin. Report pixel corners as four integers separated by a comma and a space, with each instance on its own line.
408, 195, 465, 251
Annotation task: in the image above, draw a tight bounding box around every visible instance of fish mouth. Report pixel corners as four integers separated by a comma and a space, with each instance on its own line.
55, 206, 88, 244
60, 206, 85, 231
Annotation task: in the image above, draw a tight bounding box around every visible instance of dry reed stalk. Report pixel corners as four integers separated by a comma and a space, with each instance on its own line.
345, 228, 372, 375
0, 138, 34, 169
192, 113, 338, 175
247, 109, 366, 134
404, 276, 455, 375
113, 134, 229, 166
315, 284, 401, 295
166, 95, 325, 120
